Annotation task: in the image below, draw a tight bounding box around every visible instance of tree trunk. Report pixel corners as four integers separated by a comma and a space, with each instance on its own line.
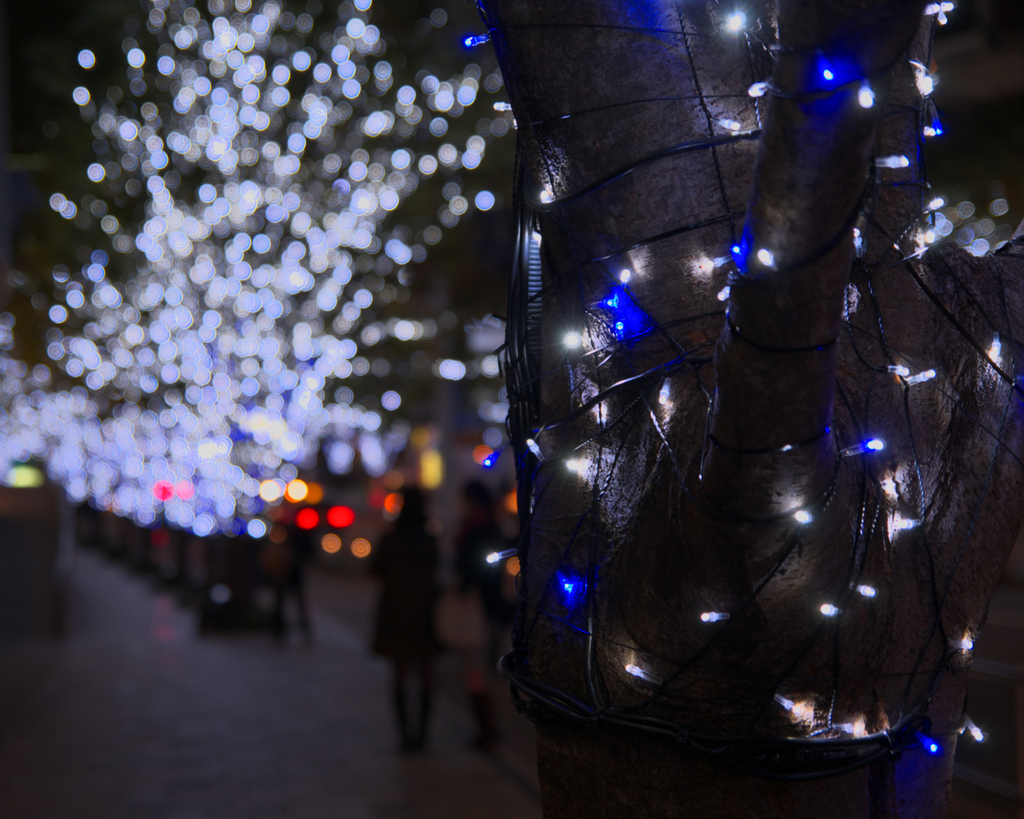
487, 0, 1024, 816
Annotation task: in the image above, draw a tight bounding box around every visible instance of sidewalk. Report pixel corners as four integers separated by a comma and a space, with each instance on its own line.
0, 548, 542, 819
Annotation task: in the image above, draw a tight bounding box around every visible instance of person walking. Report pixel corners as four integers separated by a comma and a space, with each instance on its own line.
371, 487, 438, 752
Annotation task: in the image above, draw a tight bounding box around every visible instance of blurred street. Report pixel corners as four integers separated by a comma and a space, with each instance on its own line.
0, 548, 540, 819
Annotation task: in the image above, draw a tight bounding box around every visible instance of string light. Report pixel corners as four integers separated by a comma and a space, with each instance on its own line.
988, 334, 1002, 363
774, 694, 814, 720
493, 101, 513, 112
489, 0, 1011, 782
725, 12, 746, 33
486, 548, 518, 564
964, 716, 984, 742
891, 517, 920, 532
841, 439, 885, 456
858, 82, 875, 109
525, 438, 543, 459
949, 637, 974, 651
905, 369, 937, 385
619, 269, 632, 283
563, 331, 582, 348
876, 155, 910, 169
624, 663, 662, 684
659, 379, 671, 405
917, 732, 942, 755
463, 33, 491, 48
565, 458, 587, 474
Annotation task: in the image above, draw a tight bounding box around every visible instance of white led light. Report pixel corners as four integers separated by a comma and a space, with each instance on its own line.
856, 584, 877, 598
659, 379, 671, 406
717, 286, 730, 301
539, 190, 554, 204
563, 331, 581, 348
876, 155, 910, 169
756, 248, 775, 268
905, 369, 936, 385
624, 663, 662, 684
526, 438, 543, 459
888, 365, 911, 378
493, 102, 512, 111
989, 335, 1001, 363
565, 458, 587, 474
858, 82, 875, 109
926, 197, 945, 211
619, 269, 631, 283
725, 12, 745, 32
949, 637, 973, 651
748, 82, 768, 98
965, 716, 984, 742
700, 611, 730, 623
716, 117, 742, 132
794, 510, 812, 524
486, 548, 518, 564
820, 604, 840, 617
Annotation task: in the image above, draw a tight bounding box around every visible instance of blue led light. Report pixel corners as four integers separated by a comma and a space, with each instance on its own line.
483, 452, 499, 468
916, 732, 942, 755
822, 68, 834, 81
556, 571, 585, 608
597, 286, 652, 343
463, 33, 490, 48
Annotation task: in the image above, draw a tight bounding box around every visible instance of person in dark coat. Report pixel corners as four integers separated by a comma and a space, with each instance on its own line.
371, 487, 438, 751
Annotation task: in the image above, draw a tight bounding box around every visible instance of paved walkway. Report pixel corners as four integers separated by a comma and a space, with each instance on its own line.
0, 549, 541, 819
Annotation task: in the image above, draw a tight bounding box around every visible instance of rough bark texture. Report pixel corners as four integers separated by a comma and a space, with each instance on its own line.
488, 1, 1024, 816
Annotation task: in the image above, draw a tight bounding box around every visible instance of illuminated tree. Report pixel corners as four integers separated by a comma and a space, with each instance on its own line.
0, 0, 512, 534
489, 0, 1024, 816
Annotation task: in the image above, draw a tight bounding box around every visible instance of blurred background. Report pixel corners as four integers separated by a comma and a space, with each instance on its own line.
0, 1, 1020, 817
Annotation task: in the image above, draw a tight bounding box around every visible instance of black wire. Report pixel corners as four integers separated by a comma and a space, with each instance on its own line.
490, 1, 1024, 783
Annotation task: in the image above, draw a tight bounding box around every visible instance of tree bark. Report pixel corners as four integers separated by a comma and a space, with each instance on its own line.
488, 1, 1024, 816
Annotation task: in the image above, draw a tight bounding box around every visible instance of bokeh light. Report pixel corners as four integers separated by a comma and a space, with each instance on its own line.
295, 507, 319, 530
326, 505, 355, 527
350, 537, 371, 558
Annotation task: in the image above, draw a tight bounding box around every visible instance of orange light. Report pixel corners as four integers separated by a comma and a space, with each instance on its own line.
269, 525, 288, 543
351, 538, 372, 558
384, 493, 404, 515
326, 505, 355, 528
384, 470, 404, 490
296, 508, 319, 530
321, 533, 341, 553
285, 479, 309, 502
506, 556, 520, 576
504, 490, 517, 514
473, 445, 494, 465
305, 482, 324, 504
